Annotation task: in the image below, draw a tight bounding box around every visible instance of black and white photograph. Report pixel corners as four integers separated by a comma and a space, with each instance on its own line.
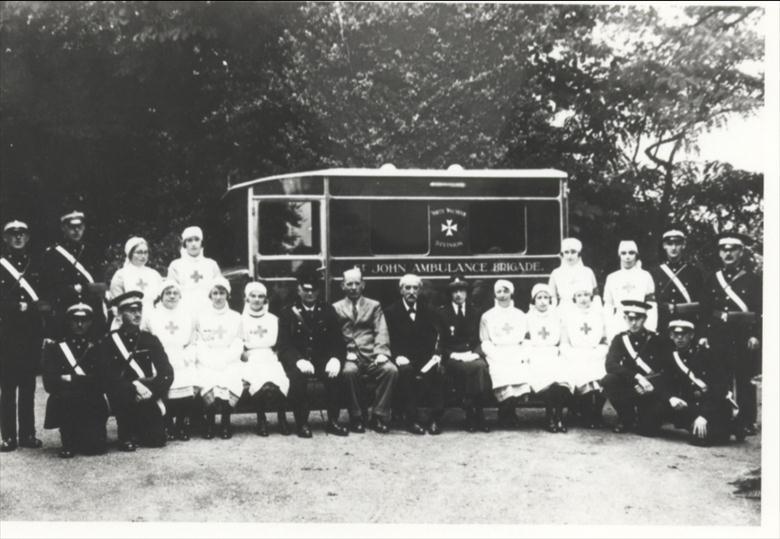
1, 1, 778, 537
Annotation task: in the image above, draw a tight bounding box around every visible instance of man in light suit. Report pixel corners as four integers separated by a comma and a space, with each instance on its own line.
332, 268, 397, 434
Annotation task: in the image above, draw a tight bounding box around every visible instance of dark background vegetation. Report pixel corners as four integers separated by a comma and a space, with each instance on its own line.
0, 2, 764, 283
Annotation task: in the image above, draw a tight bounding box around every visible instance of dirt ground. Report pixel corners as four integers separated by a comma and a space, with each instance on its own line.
0, 378, 761, 526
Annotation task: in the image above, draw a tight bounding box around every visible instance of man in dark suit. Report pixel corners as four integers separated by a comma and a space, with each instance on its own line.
92, 291, 173, 451
699, 232, 762, 436
385, 274, 445, 435
277, 267, 349, 438
435, 273, 491, 433
42, 302, 109, 457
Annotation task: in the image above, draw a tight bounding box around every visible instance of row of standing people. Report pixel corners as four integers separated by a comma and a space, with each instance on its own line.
1, 213, 762, 452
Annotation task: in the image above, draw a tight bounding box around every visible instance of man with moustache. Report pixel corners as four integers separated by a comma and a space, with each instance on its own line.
278, 266, 349, 438
1, 220, 47, 451
41, 209, 107, 336
601, 300, 673, 435
649, 227, 704, 331
699, 232, 762, 436
42, 302, 109, 457
384, 274, 445, 435
93, 291, 173, 451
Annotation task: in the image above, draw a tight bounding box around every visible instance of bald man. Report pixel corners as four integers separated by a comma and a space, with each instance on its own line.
332, 268, 397, 434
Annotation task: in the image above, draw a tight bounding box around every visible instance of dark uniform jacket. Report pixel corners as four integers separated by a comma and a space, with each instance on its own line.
667, 343, 733, 420
41, 240, 106, 331
277, 299, 345, 373
700, 264, 762, 343
0, 249, 46, 374
41, 336, 107, 429
435, 302, 482, 359
385, 299, 439, 368
92, 328, 173, 407
649, 259, 704, 327
605, 329, 673, 400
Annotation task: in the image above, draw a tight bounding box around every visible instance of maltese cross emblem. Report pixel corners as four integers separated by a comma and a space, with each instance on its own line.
441, 219, 458, 237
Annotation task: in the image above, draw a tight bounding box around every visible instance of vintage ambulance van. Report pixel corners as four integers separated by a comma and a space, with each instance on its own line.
226, 165, 568, 309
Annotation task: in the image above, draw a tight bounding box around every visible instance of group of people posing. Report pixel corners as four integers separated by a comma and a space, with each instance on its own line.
0, 211, 762, 459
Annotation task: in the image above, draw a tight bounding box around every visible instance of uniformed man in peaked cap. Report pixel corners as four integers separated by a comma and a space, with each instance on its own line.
649, 226, 704, 332
665, 319, 739, 446
41, 209, 107, 337
699, 231, 762, 436
1, 220, 47, 451
435, 273, 491, 433
277, 266, 349, 438
92, 291, 173, 451
601, 299, 673, 435
42, 302, 109, 457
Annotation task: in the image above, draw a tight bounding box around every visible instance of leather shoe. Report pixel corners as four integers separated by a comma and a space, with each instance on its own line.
1, 438, 18, 452
744, 423, 758, 436
297, 424, 313, 439
612, 422, 630, 434
349, 417, 366, 434
278, 414, 292, 436
58, 448, 75, 459
428, 420, 442, 435
118, 440, 136, 452
557, 421, 568, 434
19, 436, 42, 449
370, 417, 390, 434
407, 422, 425, 435
255, 420, 269, 437
220, 426, 233, 440
166, 428, 176, 442
464, 418, 477, 433
325, 421, 349, 437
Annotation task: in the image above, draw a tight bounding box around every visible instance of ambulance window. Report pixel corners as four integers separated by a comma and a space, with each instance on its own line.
257, 201, 321, 255
469, 201, 526, 254
330, 200, 428, 255
370, 201, 428, 254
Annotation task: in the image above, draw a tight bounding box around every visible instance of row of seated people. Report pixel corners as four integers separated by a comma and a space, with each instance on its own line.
3, 215, 759, 453
38, 266, 740, 458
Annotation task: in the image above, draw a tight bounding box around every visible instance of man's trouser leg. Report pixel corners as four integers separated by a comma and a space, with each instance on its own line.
341, 361, 363, 419
0, 373, 19, 441
366, 360, 398, 421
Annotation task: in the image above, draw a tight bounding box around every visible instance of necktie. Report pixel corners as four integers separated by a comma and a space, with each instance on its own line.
352, 301, 358, 320
409, 306, 416, 321
457, 305, 464, 318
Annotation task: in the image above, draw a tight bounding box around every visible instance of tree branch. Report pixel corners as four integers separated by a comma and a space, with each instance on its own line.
644, 131, 684, 169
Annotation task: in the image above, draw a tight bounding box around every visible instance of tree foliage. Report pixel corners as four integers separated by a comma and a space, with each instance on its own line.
0, 2, 765, 279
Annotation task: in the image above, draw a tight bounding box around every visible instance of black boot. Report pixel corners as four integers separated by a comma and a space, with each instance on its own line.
545, 406, 558, 433
589, 393, 606, 429
176, 415, 191, 441
277, 410, 291, 436
165, 414, 176, 442
556, 406, 567, 433
255, 412, 269, 437
475, 407, 490, 433
203, 413, 216, 439
220, 413, 233, 439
